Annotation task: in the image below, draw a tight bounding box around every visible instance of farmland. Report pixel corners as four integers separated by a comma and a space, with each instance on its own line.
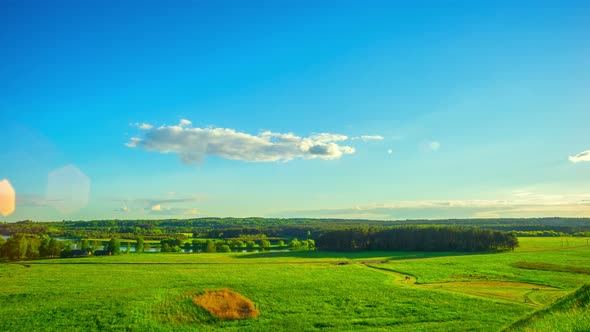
0, 237, 589, 331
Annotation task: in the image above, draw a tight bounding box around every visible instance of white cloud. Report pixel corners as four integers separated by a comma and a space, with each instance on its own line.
569, 150, 590, 163
149, 207, 199, 216
131, 123, 154, 130
125, 137, 141, 148
310, 133, 348, 142
352, 135, 384, 141
126, 120, 356, 163
277, 198, 590, 220
113, 195, 205, 216
179, 119, 192, 127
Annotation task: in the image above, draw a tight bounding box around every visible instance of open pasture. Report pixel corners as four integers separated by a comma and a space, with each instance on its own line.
0, 237, 588, 331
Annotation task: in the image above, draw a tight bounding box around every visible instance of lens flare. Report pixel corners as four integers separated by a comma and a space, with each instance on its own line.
0, 179, 16, 217
46, 165, 91, 214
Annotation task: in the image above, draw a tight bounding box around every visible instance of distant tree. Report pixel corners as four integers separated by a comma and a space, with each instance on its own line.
25, 236, 41, 259
107, 237, 121, 255
161, 243, 171, 252
39, 237, 51, 257
506, 232, 519, 251
259, 239, 271, 250
289, 238, 301, 250
219, 244, 231, 252
144, 241, 151, 252
126, 242, 131, 254
136, 237, 144, 253
205, 240, 216, 253
0, 234, 42, 260
1, 234, 28, 259
300, 240, 309, 250
91, 240, 102, 253
192, 239, 206, 252
80, 238, 90, 251
183, 241, 192, 252
0, 237, 6, 249
48, 238, 62, 257
278, 240, 285, 247
61, 241, 73, 258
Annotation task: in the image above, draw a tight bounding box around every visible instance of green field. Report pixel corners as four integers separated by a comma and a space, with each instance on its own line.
0, 237, 589, 331
505, 284, 590, 332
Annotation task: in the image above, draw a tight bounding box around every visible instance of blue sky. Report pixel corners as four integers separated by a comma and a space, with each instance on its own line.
1, 1, 589, 221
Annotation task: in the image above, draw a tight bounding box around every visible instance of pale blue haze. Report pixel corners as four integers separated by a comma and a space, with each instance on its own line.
1, 1, 589, 221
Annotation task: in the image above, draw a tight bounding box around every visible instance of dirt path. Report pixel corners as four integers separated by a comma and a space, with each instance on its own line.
358, 263, 561, 307
358, 263, 417, 285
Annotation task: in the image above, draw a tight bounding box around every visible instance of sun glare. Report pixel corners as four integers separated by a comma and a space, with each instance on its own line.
0, 179, 16, 217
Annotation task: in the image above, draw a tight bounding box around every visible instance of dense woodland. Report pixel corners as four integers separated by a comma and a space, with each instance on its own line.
317, 227, 519, 251
1, 217, 589, 240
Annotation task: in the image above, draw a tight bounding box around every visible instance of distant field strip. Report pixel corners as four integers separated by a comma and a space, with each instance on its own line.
421, 282, 564, 307
512, 261, 590, 275
362, 263, 565, 307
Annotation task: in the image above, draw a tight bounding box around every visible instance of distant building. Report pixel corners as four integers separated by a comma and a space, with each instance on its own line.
70, 250, 90, 257
93, 250, 110, 256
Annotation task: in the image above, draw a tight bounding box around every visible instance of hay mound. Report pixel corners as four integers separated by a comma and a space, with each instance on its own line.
193, 289, 259, 320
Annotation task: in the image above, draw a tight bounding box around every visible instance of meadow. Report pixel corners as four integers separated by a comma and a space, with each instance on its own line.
0, 237, 588, 331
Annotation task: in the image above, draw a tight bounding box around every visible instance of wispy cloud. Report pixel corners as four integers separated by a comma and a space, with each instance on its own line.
113, 195, 205, 216
569, 150, 590, 163
131, 123, 154, 130
17, 194, 63, 207
126, 120, 355, 164
352, 135, 384, 141
275, 197, 590, 220
179, 119, 192, 127
149, 207, 199, 216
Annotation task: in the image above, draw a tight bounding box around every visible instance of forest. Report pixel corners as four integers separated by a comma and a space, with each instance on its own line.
1, 217, 589, 240
316, 226, 519, 251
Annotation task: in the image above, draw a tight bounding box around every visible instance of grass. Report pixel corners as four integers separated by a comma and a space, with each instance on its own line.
504, 284, 590, 332
512, 261, 590, 275
0, 237, 588, 331
193, 289, 259, 320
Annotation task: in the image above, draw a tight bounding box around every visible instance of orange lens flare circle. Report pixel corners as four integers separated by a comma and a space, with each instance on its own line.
0, 179, 16, 217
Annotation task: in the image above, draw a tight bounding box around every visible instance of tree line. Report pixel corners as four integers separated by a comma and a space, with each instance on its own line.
316, 226, 519, 252
0, 234, 127, 260
3, 217, 590, 241
0, 234, 316, 260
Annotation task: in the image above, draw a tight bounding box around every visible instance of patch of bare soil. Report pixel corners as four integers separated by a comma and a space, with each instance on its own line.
193, 289, 259, 320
